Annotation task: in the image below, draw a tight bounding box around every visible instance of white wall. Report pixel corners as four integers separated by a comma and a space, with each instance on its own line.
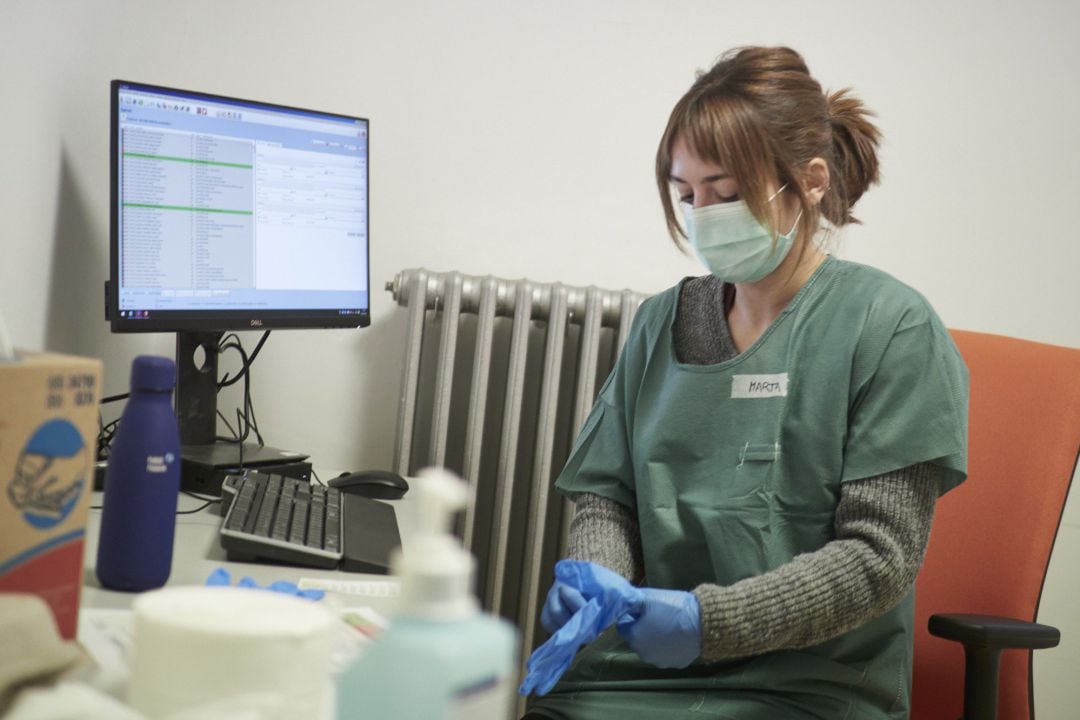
2, 0, 1078, 713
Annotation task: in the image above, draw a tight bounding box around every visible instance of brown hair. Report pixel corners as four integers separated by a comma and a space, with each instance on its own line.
656, 46, 882, 251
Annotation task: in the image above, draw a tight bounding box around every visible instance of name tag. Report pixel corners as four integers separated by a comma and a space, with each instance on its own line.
731, 373, 788, 399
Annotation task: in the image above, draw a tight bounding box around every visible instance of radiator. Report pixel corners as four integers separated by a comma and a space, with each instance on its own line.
386, 268, 648, 660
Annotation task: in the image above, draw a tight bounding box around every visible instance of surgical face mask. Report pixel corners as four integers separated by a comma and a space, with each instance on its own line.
683, 185, 802, 283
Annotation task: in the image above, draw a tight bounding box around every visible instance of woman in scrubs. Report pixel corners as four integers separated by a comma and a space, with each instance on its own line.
523, 46, 968, 720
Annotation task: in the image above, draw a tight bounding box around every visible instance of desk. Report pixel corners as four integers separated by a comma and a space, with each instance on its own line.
64, 485, 419, 719
81, 486, 418, 617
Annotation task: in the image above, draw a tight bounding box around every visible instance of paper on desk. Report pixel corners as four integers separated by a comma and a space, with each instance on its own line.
326, 605, 386, 676
77, 608, 135, 698
294, 577, 394, 670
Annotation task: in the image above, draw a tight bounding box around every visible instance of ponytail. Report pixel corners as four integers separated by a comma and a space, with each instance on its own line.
822, 89, 882, 227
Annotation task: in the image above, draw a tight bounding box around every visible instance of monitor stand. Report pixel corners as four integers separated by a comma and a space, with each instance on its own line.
175, 331, 309, 493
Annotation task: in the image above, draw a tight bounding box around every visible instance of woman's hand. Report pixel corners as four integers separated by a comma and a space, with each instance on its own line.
540, 580, 587, 634
521, 560, 643, 696
617, 588, 702, 668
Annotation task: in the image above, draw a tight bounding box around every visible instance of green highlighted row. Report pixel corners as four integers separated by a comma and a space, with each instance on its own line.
123, 151, 252, 169
123, 202, 253, 215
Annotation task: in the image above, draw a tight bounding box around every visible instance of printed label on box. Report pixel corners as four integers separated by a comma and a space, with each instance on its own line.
7, 418, 89, 530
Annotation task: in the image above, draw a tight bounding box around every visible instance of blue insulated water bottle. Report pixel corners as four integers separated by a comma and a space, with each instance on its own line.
96, 355, 181, 591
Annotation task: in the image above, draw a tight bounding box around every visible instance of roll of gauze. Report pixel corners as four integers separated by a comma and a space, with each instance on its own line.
128, 586, 335, 719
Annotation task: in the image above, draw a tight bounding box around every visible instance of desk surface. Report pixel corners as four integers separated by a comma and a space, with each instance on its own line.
81, 485, 418, 617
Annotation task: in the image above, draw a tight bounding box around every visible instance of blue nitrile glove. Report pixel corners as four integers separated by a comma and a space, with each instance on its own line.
616, 587, 701, 668
539, 579, 587, 634
519, 560, 644, 697
205, 567, 325, 601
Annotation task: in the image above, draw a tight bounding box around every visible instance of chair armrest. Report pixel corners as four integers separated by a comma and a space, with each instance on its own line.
928, 614, 1059, 720
929, 613, 1060, 650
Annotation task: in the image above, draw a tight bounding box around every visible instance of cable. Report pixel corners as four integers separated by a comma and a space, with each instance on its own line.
215, 410, 239, 442
97, 418, 121, 462
215, 335, 258, 446
218, 330, 270, 389
212, 332, 271, 475
176, 498, 219, 515
96, 413, 105, 460
96, 331, 272, 463
92, 491, 220, 514
182, 490, 220, 502
244, 389, 264, 446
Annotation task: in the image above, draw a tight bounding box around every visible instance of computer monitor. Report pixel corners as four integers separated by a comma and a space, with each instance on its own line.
107, 80, 370, 479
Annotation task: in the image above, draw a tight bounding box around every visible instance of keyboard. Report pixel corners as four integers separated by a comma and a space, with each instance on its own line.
219, 470, 401, 574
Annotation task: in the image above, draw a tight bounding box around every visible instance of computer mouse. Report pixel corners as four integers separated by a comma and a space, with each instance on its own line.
329, 470, 409, 500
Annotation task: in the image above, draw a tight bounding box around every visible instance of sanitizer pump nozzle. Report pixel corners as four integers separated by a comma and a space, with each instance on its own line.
391, 468, 477, 619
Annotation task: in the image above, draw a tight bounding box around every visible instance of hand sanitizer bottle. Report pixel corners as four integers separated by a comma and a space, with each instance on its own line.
337, 468, 519, 720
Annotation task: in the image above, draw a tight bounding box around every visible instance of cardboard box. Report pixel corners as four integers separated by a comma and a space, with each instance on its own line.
0, 351, 102, 639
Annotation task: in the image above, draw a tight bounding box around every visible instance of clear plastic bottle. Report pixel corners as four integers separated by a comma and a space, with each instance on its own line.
337, 468, 519, 720
96, 355, 180, 591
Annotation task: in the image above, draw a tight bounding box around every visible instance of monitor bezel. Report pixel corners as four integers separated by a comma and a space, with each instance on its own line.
108, 79, 371, 333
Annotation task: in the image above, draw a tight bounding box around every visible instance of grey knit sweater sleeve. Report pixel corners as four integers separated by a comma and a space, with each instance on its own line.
565, 492, 645, 584
564, 466, 938, 660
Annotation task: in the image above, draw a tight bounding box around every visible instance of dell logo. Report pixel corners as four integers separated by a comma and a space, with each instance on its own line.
250, 319, 263, 327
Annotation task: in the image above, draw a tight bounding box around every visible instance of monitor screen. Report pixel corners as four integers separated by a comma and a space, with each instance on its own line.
108, 80, 370, 332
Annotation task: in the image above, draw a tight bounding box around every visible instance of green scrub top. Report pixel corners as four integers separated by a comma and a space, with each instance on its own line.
531, 257, 968, 720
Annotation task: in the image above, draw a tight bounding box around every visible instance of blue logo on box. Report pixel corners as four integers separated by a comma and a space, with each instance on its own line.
6, 419, 87, 530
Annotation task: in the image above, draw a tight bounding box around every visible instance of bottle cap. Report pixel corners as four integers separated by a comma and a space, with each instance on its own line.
131, 355, 177, 392
391, 468, 477, 620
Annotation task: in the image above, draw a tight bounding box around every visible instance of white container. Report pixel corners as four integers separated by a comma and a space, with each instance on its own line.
129, 586, 335, 719
336, 469, 518, 720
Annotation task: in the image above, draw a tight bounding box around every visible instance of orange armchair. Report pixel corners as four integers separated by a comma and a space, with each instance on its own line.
912, 330, 1080, 719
